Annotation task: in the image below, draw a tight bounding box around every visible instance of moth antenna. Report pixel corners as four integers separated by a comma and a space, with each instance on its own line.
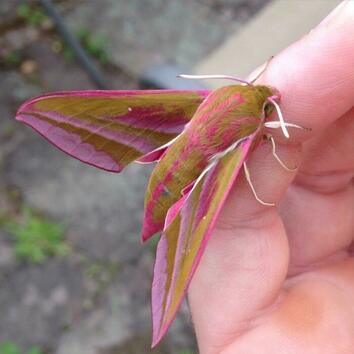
267, 134, 297, 172
249, 56, 274, 84
178, 74, 252, 86
267, 96, 289, 139
243, 162, 275, 206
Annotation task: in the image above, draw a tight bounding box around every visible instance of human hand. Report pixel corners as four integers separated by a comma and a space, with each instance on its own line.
189, 2, 354, 353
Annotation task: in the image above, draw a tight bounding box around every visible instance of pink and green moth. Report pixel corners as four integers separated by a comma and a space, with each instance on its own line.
15, 70, 303, 347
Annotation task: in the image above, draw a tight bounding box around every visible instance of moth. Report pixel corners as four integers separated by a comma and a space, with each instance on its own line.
15, 70, 304, 347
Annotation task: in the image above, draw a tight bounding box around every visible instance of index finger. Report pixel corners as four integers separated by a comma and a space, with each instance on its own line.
261, 0, 354, 138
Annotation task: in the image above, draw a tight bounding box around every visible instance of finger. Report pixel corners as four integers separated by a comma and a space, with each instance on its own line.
300, 107, 354, 184
271, 0, 354, 270
280, 109, 354, 273
261, 0, 354, 143
189, 2, 354, 352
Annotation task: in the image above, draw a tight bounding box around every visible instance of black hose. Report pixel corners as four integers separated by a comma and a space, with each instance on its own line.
39, 0, 108, 89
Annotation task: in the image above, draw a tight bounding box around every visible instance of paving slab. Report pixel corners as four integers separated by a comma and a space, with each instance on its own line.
0, 252, 86, 349
66, 0, 269, 77
196, 0, 342, 87
55, 253, 196, 354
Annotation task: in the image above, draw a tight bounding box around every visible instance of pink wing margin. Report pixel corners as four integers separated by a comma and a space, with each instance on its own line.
151, 135, 255, 347
15, 90, 209, 172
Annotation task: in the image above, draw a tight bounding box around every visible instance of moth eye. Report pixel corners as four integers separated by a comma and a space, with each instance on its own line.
264, 103, 274, 117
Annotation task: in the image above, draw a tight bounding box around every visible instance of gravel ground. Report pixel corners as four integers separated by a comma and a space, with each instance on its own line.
0, 1, 270, 353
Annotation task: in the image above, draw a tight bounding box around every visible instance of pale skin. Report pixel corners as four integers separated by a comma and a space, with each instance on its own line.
188, 2, 354, 353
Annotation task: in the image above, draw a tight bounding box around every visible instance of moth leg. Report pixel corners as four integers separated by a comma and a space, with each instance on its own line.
264, 134, 297, 172
243, 162, 275, 206
266, 96, 290, 139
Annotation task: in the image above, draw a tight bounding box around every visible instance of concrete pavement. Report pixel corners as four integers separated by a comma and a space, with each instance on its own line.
196, 0, 342, 87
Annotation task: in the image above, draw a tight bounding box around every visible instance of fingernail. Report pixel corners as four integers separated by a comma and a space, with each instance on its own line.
316, 0, 348, 29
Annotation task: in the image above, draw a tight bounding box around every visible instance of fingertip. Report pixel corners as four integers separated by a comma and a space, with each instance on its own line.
258, 2, 354, 133
316, 0, 353, 30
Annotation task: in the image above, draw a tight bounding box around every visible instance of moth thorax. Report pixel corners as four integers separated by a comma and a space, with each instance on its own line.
254, 85, 279, 117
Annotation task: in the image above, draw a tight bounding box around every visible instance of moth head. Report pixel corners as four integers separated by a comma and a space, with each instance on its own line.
253, 85, 280, 117
261, 87, 290, 139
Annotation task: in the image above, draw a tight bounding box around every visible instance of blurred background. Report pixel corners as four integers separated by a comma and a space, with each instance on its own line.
0, 1, 340, 353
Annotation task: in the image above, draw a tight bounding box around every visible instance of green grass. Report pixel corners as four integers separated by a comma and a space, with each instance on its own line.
0, 341, 43, 354
85, 260, 119, 281
16, 4, 48, 27
25, 349, 42, 354
4, 207, 70, 264
77, 28, 110, 64
177, 350, 196, 354
0, 342, 20, 354
1, 51, 22, 67
62, 27, 110, 65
